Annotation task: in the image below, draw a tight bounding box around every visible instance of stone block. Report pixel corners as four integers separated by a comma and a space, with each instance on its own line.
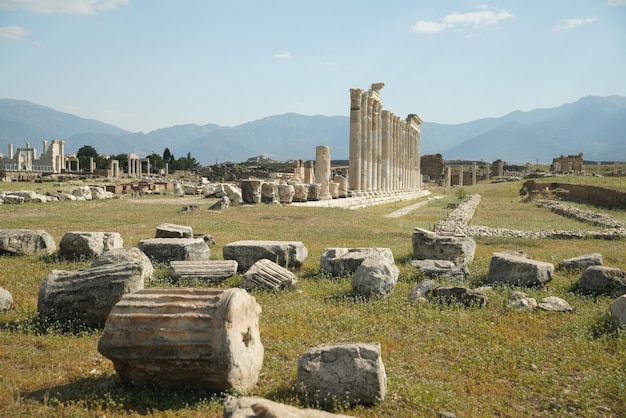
155, 222, 193, 238
59, 231, 123, 260
486, 252, 554, 287
297, 342, 386, 406
92, 247, 154, 280
320, 248, 394, 277
98, 288, 263, 392
169, 260, 238, 283
412, 227, 476, 265
223, 397, 353, 418
0, 229, 56, 256
241, 259, 297, 291
307, 183, 321, 201
241, 180, 262, 204
409, 259, 468, 281
278, 184, 294, 204
610, 295, 626, 329
138, 237, 210, 263
351, 255, 399, 298
558, 253, 603, 271
0, 287, 13, 311
578, 265, 626, 297
223, 240, 308, 272
38, 261, 145, 327
260, 182, 277, 204
292, 184, 310, 202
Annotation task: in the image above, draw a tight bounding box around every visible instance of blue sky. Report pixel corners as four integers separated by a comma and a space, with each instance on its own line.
1, 0, 625, 133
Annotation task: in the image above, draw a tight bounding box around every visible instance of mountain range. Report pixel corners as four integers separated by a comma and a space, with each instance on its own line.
1, 95, 625, 165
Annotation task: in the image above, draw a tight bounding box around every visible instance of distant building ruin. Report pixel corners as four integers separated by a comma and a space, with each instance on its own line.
551, 153, 584, 173
0, 140, 66, 175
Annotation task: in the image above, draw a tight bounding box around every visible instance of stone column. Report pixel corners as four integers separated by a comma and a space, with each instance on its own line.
381, 110, 390, 192
42, 140, 47, 155
90, 157, 95, 173
349, 88, 362, 193
458, 166, 463, 186
446, 166, 451, 187
304, 161, 314, 184
8, 144, 13, 160
315, 145, 332, 200
372, 100, 381, 192
486, 164, 490, 181
498, 161, 504, 177
360, 93, 369, 194
472, 162, 477, 185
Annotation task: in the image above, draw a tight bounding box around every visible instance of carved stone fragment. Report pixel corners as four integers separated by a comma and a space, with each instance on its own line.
97, 288, 263, 393
169, 260, 238, 283
241, 259, 297, 291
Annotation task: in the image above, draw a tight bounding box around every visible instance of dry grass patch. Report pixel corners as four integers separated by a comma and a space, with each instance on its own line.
0, 177, 625, 417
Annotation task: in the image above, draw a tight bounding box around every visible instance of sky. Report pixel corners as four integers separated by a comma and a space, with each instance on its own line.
1, 0, 625, 133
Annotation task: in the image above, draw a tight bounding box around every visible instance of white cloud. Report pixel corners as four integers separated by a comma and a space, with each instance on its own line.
0, 0, 129, 15
410, 20, 450, 33
553, 16, 598, 31
607, 0, 626, 5
0, 25, 28, 40
411, 7, 514, 34
442, 10, 514, 26
273, 51, 291, 59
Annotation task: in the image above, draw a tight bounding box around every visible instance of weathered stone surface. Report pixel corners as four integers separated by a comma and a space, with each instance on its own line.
0, 229, 56, 256
7, 190, 48, 203
432, 286, 487, 308
0, 287, 13, 311
409, 259, 468, 281
558, 253, 603, 271
59, 231, 123, 260
261, 182, 277, 204
241, 180, 263, 204
223, 240, 308, 272
537, 296, 574, 312
320, 247, 394, 277
278, 184, 295, 204
293, 183, 310, 202
409, 279, 436, 304
223, 396, 353, 418
351, 255, 399, 298
412, 227, 476, 265
209, 195, 230, 210
609, 295, 626, 329
578, 266, 626, 297
297, 342, 386, 406
3, 195, 25, 204
506, 291, 537, 312
307, 183, 321, 201
137, 237, 210, 263
486, 252, 554, 287
169, 260, 238, 283
38, 262, 145, 327
224, 184, 243, 204
71, 185, 93, 200
155, 223, 193, 238
92, 247, 154, 280
98, 288, 263, 392
241, 259, 297, 291
89, 186, 115, 200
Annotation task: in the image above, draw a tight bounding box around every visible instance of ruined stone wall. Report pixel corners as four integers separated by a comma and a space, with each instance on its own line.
421, 154, 445, 182
524, 180, 626, 209
550, 153, 584, 173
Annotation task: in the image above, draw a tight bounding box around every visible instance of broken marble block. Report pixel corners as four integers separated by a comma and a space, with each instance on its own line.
98, 288, 263, 392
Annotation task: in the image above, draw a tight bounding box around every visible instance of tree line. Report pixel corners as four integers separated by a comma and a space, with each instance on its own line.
75, 146, 200, 173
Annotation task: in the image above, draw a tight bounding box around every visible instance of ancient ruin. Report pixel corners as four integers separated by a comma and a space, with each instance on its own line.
349, 83, 422, 195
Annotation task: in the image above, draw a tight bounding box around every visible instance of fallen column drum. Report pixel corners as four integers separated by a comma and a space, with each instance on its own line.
98, 288, 263, 393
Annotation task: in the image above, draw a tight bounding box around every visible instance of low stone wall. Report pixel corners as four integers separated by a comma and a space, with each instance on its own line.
435, 194, 626, 240
524, 180, 626, 209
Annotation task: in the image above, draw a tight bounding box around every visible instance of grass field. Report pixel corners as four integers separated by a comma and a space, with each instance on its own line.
0, 176, 625, 417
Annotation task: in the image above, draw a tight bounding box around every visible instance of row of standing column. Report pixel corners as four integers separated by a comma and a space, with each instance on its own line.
349, 84, 422, 195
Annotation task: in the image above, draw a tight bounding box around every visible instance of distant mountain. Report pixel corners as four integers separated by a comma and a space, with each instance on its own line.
1, 96, 624, 165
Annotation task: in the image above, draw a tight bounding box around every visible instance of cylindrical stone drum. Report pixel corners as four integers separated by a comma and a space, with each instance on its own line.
97, 288, 263, 393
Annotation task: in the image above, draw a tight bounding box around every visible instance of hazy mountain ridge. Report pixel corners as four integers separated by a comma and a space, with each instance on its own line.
0, 96, 624, 165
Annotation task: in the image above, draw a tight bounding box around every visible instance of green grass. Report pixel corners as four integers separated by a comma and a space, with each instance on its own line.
0, 177, 625, 417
